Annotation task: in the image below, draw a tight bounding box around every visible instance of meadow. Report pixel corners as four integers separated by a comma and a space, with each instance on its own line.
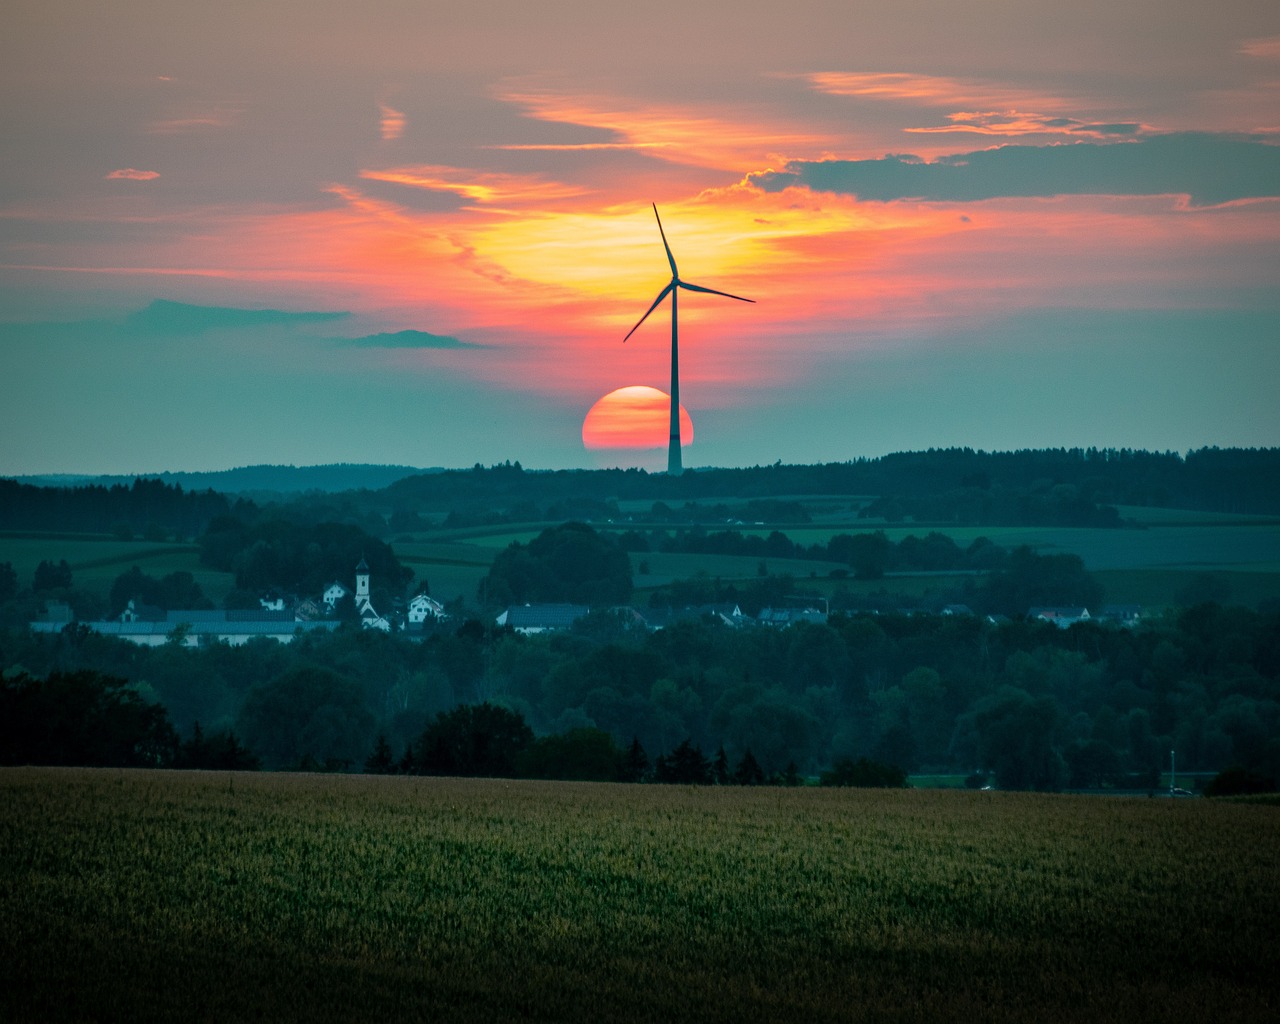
6, 499, 1280, 610
2, 769, 1276, 1023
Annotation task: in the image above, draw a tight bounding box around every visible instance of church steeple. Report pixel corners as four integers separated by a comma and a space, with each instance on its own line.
355, 556, 370, 607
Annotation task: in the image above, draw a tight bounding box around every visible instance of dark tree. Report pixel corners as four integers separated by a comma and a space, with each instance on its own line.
712, 744, 731, 785
364, 734, 397, 774
619, 736, 650, 783
516, 727, 621, 781
0, 561, 17, 604
1204, 766, 1277, 797
237, 666, 374, 770
820, 757, 907, 788
733, 748, 766, 786
175, 722, 260, 770
33, 559, 73, 592
1064, 739, 1124, 789
654, 739, 712, 784
110, 567, 211, 616
413, 702, 533, 778
957, 686, 1067, 791
482, 521, 632, 607
0, 670, 176, 767
978, 546, 1103, 616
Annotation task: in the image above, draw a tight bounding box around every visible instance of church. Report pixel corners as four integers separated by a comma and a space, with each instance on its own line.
353, 557, 391, 632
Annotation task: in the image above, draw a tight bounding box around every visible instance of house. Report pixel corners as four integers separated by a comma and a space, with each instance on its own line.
496, 604, 591, 634
408, 592, 446, 624
293, 597, 323, 621
757, 606, 828, 627
942, 604, 975, 617
120, 598, 165, 623
1028, 606, 1091, 628
359, 603, 391, 632
322, 582, 349, 607
30, 612, 338, 647
643, 603, 748, 630
1098, 604, 1142, 627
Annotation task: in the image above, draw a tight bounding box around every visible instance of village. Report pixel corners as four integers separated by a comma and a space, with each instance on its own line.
29, 554, 1144, 647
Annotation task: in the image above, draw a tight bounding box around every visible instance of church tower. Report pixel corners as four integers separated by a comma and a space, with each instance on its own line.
355, 556, 371, 611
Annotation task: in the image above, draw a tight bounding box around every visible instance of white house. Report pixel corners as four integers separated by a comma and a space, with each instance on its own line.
497, 604, 591, 634
1029, 606, 1091, 628
322, 582, 349, 607
32, 609, 338, 647
408, 593, 446, 623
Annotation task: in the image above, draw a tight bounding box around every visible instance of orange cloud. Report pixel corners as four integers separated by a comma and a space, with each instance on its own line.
495, 83, 834, 171
105, 168, 160, 181
805, 72, 1073, 112
905, 111, 1145, 139
359, 165, 589, 206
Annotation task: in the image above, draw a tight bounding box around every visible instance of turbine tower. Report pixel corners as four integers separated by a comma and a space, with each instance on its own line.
624, 204, 754, 476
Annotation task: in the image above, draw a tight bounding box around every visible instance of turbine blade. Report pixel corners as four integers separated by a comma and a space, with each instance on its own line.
623, 282, 675, 342
653, 204, 679, 278
677, 280, 755, 303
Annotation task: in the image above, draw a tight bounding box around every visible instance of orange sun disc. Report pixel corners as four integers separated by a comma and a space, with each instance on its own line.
582, 386, 694, 450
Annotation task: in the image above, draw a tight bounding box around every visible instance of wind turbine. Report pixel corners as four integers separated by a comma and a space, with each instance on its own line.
624, 204, 754, 476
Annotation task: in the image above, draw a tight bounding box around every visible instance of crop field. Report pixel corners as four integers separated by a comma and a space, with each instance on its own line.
1092, 569, 1280, 611
0, 535, 238, 606
2, 770, 1276, 1024
8, 508, 1279, 612
758, 522, 1280, 573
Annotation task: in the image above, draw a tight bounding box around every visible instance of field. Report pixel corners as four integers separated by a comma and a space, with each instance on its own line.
3, 770, 1277, 1023
6, 502, 1280, 610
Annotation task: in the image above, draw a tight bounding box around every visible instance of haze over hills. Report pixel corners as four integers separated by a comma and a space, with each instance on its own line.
12, 464, 443, 495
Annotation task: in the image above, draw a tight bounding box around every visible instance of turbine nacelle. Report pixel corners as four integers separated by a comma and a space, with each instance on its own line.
623, 204, 754, 343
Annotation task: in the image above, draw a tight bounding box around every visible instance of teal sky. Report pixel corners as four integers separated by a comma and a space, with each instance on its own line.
2, 1, 1278, 475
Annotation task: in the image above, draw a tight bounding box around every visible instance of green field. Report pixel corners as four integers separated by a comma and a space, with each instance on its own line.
2, 769, 1276, 1023
7, 507, 1280, 612
0, 535, 238, 606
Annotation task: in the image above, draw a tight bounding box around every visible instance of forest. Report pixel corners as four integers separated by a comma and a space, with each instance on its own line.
2, 591, 1277, 792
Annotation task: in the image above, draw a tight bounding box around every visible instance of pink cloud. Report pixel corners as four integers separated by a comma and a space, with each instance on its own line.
1241, 35, 1280, 59
805, 72, 1073, 112
378, 102, 405, 141
105, 168, 160, 181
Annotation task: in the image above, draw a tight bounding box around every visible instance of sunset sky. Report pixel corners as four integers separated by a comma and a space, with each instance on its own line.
2, 0, 1278, 476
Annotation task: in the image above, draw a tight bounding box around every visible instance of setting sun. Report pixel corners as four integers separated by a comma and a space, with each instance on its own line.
582, 386, 693, 451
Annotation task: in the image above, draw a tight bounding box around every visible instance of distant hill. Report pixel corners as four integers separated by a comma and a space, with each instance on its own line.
13, 464, 442, 495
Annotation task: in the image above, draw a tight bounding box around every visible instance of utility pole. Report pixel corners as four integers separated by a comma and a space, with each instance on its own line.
1170, 748, 1176, 796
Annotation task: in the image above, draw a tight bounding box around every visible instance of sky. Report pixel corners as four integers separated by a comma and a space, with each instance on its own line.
2, 0, 1278, 476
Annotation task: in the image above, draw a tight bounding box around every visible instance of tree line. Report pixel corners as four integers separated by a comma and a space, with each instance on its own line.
7, 448, 1280, 544
3, 588, 1276, 792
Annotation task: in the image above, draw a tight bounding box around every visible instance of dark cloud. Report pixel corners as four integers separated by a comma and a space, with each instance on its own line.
337, 329, 484, 349
748, 133, 1280, 206
128, 300, 349, 334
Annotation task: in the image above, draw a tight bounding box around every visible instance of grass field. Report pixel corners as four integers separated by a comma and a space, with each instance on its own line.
0, 535, 238, 606
2, 769, 1276, 1023
6, 508, 1279, 612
